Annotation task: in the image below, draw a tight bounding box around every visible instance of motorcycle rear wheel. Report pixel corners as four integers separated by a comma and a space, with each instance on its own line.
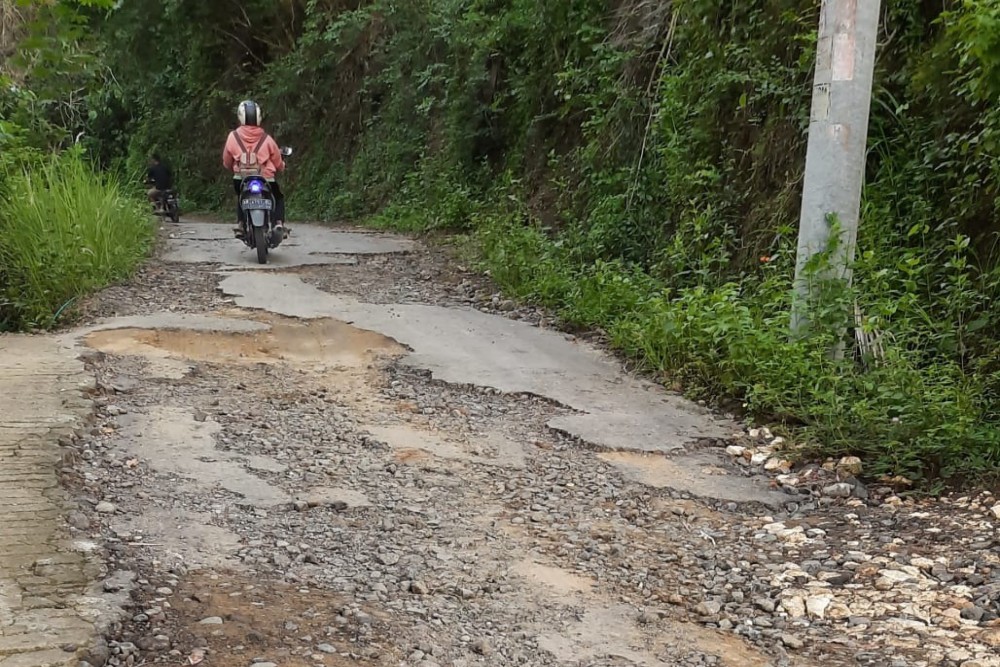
254, 226, 268, 264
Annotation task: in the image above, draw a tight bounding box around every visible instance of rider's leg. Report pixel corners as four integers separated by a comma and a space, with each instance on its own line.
232, 180, 245, 237
270, 181, 285, 227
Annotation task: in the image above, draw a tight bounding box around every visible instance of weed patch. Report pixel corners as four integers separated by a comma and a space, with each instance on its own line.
0, 152, 154, 330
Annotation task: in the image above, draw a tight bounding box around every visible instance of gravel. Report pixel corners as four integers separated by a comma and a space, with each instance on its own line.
60, 224, 1000, 667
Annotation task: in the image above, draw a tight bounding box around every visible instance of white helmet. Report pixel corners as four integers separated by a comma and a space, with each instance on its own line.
237, 100, 262, 126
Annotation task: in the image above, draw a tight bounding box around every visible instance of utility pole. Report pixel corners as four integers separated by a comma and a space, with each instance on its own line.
791, 0, 881, 338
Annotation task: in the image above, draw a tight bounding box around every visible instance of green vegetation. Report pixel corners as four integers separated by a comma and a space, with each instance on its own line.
0, 0, 152, 331
5, 0, 1000, 486
0, 151, 153, 330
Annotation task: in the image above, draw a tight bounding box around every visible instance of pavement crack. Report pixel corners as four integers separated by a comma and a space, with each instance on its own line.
22, 220, 997, 667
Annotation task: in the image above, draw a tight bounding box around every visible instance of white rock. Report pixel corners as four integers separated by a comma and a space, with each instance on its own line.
884, 617, 928, 635
95, 502, 116, 514
990, 503, 1000, 520
780, 596, 806, 618
764, 457, 791, 473
750, 451, 769, 466
806, 595, 833, 619
827, 602, 852, 619
878, 569, 916, 584
979, 627, 1000, 647
837, 456, 863, 475
725, 445, 746, 457
376, 552, 400, 566
778, 527, 807, 545
822, 483, 853, 498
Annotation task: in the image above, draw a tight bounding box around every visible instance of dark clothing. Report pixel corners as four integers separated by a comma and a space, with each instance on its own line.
234, 179, 285, 225
147, 163, 173, 191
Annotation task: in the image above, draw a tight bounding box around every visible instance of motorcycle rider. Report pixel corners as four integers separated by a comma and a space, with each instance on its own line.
146, 154, 173, 210
222, 100, 286, 239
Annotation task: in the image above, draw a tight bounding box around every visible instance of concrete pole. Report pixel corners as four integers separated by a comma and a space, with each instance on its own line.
791, 0, 881, 337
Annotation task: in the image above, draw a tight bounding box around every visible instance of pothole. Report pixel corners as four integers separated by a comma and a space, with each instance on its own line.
84, 317, 405, 370
598, 451, 726, 488
115, 406, 291, 508
512, 560, 594, 600
597, 450, 781, 505
509, 559, 775, 666
532, 601, 776, 667
365, 424, 527, 469
111, 506, 243, 570
106, 571, 394, 667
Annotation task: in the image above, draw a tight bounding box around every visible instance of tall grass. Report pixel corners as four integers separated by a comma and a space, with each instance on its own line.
0, 151, 154, 330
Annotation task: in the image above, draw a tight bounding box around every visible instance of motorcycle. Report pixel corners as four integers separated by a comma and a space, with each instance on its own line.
148, 183, 180, 224
237, 146, 293, 265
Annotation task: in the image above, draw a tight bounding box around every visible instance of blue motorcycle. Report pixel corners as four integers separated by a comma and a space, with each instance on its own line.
238, 146, 292, 264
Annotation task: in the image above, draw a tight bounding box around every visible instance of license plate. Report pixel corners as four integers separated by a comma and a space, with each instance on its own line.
242, 198, 272, 210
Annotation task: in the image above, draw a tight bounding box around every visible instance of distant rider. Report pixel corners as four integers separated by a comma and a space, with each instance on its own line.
146, 154, 173, 210
222, 100, 286, 239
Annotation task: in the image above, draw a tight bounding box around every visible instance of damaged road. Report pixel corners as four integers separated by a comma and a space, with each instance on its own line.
3, 220, 999, 667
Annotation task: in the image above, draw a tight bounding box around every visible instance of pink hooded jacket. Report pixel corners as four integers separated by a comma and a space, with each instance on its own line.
222, 125, 285, 180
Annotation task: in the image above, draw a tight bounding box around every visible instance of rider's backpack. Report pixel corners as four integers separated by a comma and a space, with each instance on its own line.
231, 131, 269, 177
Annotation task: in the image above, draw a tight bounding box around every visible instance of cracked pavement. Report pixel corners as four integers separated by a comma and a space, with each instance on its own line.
2, 219, 998, 667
